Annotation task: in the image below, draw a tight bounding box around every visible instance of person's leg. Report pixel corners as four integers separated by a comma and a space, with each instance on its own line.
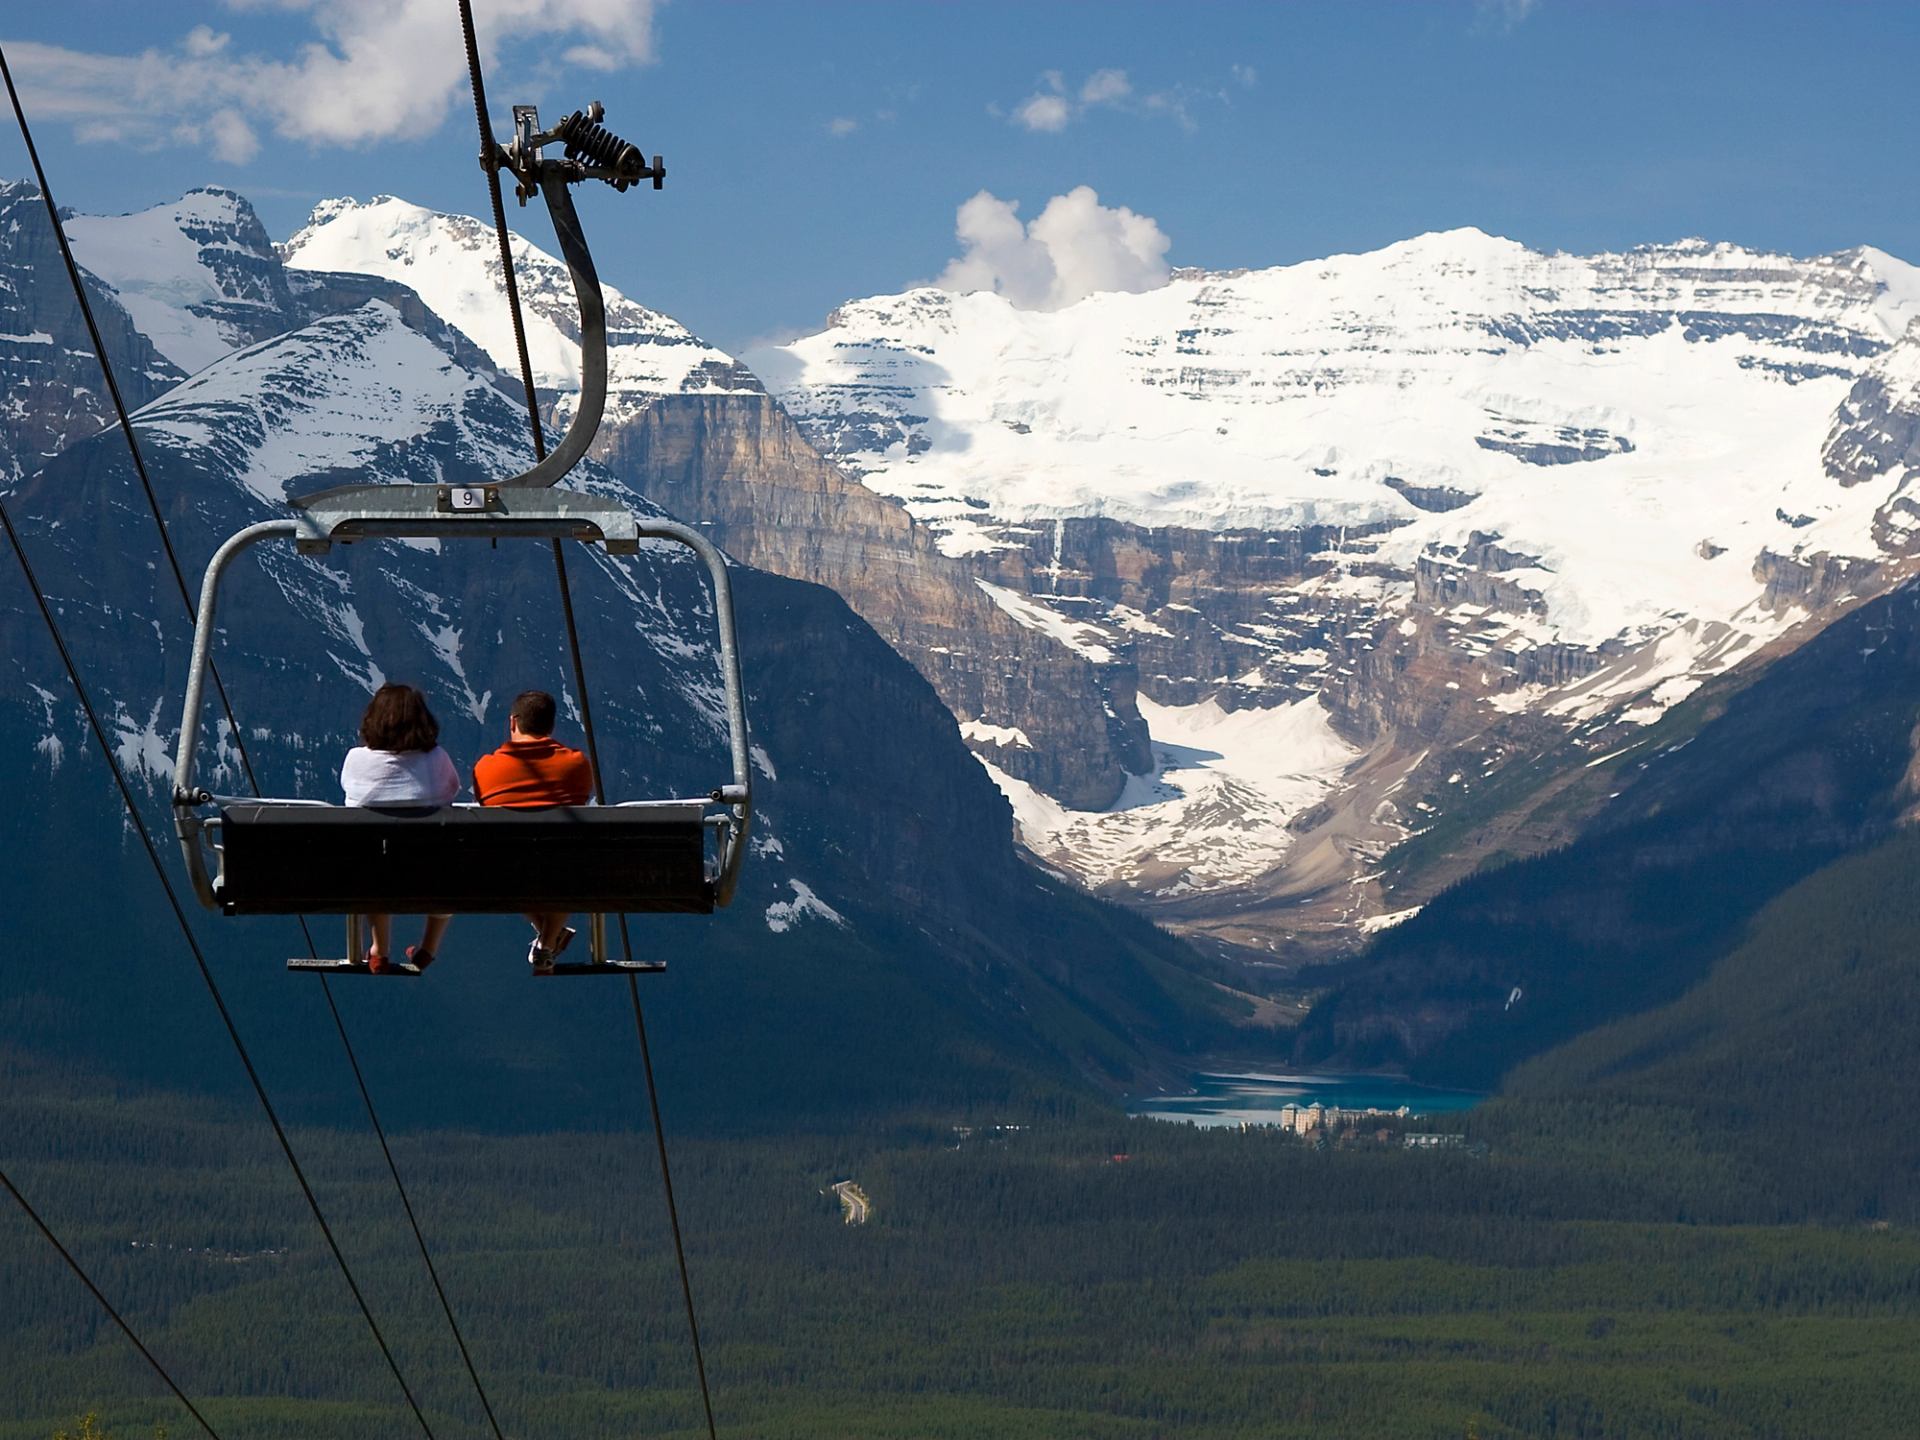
368, 913, 392, 960
418, 914, 451, 955
539, 913, 573, 950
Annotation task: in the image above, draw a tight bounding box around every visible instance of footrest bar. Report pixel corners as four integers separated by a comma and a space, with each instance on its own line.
287, 958, 423, 976
544, 960, 668, 976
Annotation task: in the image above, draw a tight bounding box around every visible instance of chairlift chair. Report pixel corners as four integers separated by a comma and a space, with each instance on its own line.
170, 103, 749, 975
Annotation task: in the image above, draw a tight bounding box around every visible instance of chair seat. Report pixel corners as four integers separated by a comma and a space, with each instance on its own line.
214, 801, 715, 915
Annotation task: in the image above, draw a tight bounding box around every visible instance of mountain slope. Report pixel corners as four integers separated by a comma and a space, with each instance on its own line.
0, 180, 184, 477
1484, 823, 1920, 1223
0, 283, 1236, 1129
1293, 578, 1920, 1088
64, 187, 307, 375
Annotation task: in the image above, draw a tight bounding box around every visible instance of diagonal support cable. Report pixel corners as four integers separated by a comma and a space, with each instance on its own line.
0, 1165, 223, 1439
3, 42, 505, 1440
0, 475, 438, 1439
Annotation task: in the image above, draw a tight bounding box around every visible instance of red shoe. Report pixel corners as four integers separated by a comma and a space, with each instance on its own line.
405, 945, 435, 972
367, 947, 388, 976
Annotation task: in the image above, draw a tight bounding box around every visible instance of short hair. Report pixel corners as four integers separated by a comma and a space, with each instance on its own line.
511, 689, 558, 737
360, 683, 439, 753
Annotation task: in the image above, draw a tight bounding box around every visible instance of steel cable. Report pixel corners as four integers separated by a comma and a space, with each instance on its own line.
455, 5, 721, 1435
1, 46, 445, 1439
0, 476, 439, 1439
0, 1165, 223, 1438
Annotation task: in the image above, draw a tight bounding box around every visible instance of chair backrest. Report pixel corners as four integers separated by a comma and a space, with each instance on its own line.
215, 801, 714, 915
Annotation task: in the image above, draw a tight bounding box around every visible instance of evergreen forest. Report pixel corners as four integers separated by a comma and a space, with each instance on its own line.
8, 824, 1920, 1438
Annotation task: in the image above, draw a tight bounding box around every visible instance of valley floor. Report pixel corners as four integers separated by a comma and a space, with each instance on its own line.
5, 1081, 1918, 1440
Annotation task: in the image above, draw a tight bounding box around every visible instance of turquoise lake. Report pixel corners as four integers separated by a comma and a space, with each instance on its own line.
1128, 1071, 1486, 1127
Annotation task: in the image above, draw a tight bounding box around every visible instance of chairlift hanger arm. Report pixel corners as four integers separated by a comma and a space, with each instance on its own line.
484, 102, 661, 491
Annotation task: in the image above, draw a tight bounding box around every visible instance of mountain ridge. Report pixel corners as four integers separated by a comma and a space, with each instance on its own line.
0, 186, 1237, 1126
39, 174, 1920, 971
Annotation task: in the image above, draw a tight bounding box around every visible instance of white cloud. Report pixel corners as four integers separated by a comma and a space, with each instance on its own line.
826, 116, 859, 138
207, 109, 261, 165
1143, 89, 1197, 135
1008, 66, 1217, 135
1230, 63, 1257, 89
183, 26, 231, 59
9, 0, 658, 163
1079, 68, 1131, 105
934, 186, 1172, 312
1013, 93, 1071, 133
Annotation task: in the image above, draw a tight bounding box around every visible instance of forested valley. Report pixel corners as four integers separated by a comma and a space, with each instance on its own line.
10, 823, 1920, 1439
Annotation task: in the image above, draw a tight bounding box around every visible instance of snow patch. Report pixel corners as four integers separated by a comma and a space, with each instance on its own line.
765, 879, 847, 934
980, 693, 1359, 894
960, 720, 1034, 749
1358, 906, 1422, 934
976, 580, 1114, 662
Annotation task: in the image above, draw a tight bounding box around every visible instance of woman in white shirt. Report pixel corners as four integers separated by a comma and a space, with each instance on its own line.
341, 683, 461, 974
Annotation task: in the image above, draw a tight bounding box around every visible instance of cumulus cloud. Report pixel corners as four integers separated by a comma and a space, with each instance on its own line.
1006, 66, 1221, 135
934, 187, 1173, 312
1013, 92, 1071, 133
9, 0, 658, 163
1079, 68, 1131, 105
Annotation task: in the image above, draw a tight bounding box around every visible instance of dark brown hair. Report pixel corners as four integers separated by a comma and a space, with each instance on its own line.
359, 683, 440, 753
510, 689, 557, 738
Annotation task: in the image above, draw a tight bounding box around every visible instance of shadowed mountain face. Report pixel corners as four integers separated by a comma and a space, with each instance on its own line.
1293, 581, 1920, 1089
0, 279, 1233, 1133
0, 180, 185, 477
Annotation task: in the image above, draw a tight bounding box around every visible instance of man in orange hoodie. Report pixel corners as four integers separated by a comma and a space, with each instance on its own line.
474, 689, 594, 972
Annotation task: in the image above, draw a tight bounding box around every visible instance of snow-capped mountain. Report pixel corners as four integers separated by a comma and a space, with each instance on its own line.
0, 186, 1229, 1116
751, 232, 1920, 953
273, 193, 1148, 808
45, 176, 1920, 964
64, 188, 306, 375
0, 181, 183, 476
281, 195, 761, 420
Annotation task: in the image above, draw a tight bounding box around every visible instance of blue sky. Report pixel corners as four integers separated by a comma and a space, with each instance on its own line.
6, 1, 1920, 353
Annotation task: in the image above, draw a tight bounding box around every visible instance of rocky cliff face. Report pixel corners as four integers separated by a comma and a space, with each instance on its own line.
0, 181, 183, 478
595, 392, 1149, 806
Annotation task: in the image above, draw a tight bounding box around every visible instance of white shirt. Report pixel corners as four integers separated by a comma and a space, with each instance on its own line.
340, 746, 461, 807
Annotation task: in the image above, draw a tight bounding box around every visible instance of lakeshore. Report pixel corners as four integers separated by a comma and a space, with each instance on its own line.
1129, 1070, 1485, 1128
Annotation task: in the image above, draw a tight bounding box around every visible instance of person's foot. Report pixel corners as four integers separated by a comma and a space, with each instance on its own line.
367, 947, 387, 976
528, 939, 554, 975
550, 926, 576, 960
406, 945, 435, 972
